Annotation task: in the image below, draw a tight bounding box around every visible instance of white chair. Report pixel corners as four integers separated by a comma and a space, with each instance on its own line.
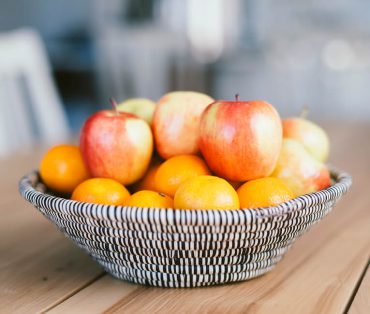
0, 28, 69, 157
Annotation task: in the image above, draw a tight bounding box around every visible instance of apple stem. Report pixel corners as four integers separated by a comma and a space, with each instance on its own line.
300, 106, 309, 119
109, 98, 119, 116
235, 93, 240, 101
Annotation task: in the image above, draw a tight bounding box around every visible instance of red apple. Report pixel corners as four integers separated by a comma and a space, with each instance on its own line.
152, 91, 214, 159
199, 99, 282, 181
80, 109, 153, 185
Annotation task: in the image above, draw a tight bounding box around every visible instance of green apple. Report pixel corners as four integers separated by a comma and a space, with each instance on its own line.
117, 98, 156, 124
272, 139, 331, 196
283, 117, 329, 162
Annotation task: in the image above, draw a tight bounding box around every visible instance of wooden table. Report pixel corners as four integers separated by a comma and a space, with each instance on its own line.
1, 122, 369, 314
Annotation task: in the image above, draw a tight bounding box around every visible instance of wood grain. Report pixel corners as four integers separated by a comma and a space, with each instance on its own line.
349, 264, 370, 314
46, 122, 370, 313
0, 151, 104, 314
47, 276, 140, 314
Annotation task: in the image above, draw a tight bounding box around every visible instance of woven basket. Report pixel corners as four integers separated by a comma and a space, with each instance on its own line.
19, 169, 351, 288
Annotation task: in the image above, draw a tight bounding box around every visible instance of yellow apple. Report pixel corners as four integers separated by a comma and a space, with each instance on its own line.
117, 98, 156, 124
283, 117, 329, 162
272, 139, 331, 196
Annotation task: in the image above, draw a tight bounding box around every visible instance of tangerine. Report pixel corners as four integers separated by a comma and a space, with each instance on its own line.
174, 175, 240, 210
40, 144, 90, 194
237, 177, 294, 208
71, 178, 130, 205
155, 155, 211, 197
125, 190, 173, 208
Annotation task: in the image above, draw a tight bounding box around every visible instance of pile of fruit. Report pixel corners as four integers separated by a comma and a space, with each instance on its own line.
39, 91, 331, 210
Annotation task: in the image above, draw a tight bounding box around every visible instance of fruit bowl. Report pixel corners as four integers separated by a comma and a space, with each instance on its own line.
19, 168, 351, 288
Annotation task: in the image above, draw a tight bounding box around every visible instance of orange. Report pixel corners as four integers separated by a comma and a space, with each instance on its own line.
174, 175, 240, 210
131, 160, 161, 192
71, 178, 130, 205
40, 144, 90, 194
124, 190, 173, 208
155, 154, 211, 197
237, 177, 294, 209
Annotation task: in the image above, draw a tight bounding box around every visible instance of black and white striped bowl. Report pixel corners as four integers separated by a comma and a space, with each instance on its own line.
19, 169, 351, 288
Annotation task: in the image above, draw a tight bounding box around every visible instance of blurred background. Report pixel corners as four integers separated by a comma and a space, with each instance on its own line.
0, 0, 369, 156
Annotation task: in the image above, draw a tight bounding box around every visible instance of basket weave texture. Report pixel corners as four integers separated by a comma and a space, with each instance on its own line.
19, 169, 351, 288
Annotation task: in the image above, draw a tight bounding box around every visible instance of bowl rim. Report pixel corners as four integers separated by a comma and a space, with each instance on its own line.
19, 168, 352, 226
